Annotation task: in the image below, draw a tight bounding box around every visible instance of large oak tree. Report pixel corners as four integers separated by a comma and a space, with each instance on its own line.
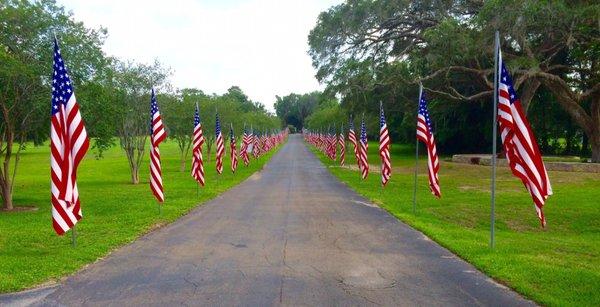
309, 0, 600, 161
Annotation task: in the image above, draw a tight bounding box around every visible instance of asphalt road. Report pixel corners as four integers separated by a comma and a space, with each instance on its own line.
2, 134, 533, 306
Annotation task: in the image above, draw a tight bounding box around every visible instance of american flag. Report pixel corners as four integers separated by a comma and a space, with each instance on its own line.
497, 50, 552, 226
359, 117, 369, 179
326, 129, 336, 160
149, 88, 166, 202
416, 90, 441, 198
338, 127, 345, 166
379, 103, 391, 186
261, 131, 269, 153
348, 119, 360, 170
252, 132, 261, 158
215, 113, 224, 174
50, 38, 90, 235
229, 124, 238, 173
240, 127, 251, 166
191, 103, 205, 186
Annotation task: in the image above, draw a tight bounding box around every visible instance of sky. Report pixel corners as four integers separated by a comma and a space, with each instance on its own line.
58, 0, 341, 112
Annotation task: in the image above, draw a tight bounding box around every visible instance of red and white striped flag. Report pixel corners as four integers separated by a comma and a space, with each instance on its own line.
497, 49, 552, 226
240, 127, 251, 166
417, 89, 441, 198
379, 103, 391, 186
338, 128, 345, 166
348, 119, 360, 170
50, 38, 90, 235
229, 124, 238, 173
149, 88, 167, 202
215, 113, 224, 174
191, 103, 205, 186
252, 132, 261, 158
359, 117, 369, 179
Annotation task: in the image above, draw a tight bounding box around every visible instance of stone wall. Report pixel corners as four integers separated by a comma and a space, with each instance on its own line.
452, 154, 600, 173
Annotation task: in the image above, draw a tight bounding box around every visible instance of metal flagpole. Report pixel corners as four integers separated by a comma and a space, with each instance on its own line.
490, 31, 500, 249
71, 225, 77, 247
413, 83, 423, 214
379, 102, 384, 199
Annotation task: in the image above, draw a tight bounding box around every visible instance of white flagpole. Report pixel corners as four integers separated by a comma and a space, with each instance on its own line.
71, 224, 77, 247
413, 83, 423, 214
490, 31, 500, 249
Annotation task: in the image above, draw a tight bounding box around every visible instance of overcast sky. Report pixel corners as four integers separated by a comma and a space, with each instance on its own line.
58, 0, 341, 111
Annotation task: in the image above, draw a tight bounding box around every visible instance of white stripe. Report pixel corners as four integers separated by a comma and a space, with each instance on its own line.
68, 111, 81, 133
510, 104, 534, 149
52, 207, 70, 231
498, 109, 512, 123
153, 129, 165, 142
71, 131, 87, 158
513, 137, 543, 186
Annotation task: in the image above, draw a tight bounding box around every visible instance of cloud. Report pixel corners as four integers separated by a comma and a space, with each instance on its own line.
58, 0, 341, 111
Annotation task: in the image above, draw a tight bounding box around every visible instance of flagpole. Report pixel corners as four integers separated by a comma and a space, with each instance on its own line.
379, 102, 384, 197
413, 84, 423, 214
71, 225, 77, 247
490, 30, 500, 249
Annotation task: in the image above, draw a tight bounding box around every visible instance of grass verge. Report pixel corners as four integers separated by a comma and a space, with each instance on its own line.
0, 140, 279, 293
310, 141, 600, 307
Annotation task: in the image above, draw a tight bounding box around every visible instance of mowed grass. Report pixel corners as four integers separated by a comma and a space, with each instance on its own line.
311, 141, 600, 306
0, 140, 279, 293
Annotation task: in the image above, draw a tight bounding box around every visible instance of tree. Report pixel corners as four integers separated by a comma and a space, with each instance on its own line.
0, 0, 107, 210
112, 60, 171, 184
274, 92, 333, 130
309, 0, 600, 161
305, 104, 348, 131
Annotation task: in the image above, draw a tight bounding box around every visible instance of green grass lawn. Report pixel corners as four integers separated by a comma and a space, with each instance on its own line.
0, 140, 279, 293
311, 141, 600, 307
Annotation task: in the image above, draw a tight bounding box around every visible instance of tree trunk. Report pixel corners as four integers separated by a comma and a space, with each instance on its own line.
539, 78, 599, 162
591, 132, 600, 163
131, 165, 140, 184
1, 129, 14, 210
1, 181, 13, 210
206, 142, 213, 162
180, 159, 186, 172
520, 79, 541, 113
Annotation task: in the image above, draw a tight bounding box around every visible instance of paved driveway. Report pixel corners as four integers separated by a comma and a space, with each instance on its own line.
2, 134, 533, 306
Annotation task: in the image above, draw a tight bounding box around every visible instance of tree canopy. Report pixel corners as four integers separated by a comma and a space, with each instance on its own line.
308, 0, 600, 161
0, 0, 280, 209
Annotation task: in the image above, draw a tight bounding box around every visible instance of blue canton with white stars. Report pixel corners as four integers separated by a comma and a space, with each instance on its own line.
380, 105, 387, 128
360, 119, 367, 143
500, 63, 518, 104
418, 92, 434, 132
230, 125, 235, 142
150, 89, 160, 134
51, 39, 74, 116
215, 113, 221, 137
194, 105, 201, 126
